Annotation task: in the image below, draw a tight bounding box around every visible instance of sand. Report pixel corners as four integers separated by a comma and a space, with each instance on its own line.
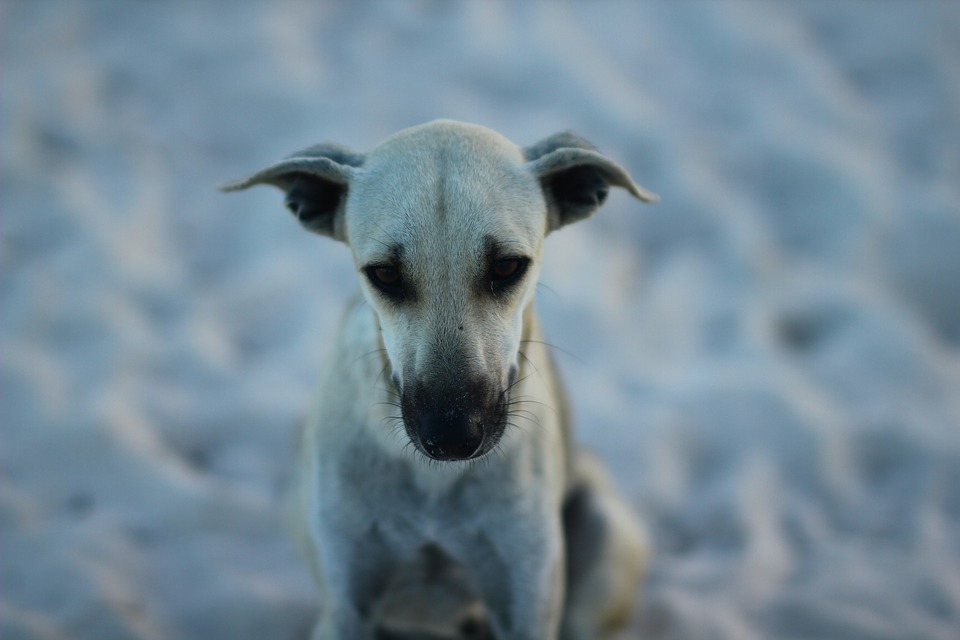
3, 1, 959, 638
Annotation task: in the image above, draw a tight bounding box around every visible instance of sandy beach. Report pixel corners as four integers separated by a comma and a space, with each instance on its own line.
3, 1, 959, 638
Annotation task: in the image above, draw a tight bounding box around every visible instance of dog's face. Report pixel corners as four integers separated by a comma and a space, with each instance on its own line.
346, 125, 545, 461
222, 120, 656, 462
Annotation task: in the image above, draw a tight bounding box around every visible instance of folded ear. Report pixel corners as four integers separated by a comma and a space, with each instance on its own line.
219, 144, 365, 240
524, 132, 658, 232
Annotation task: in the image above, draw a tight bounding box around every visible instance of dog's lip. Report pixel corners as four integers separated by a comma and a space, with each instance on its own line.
417, 434, 495, 462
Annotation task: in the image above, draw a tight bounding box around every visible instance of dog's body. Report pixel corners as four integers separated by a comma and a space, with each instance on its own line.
222, 121, 656, 639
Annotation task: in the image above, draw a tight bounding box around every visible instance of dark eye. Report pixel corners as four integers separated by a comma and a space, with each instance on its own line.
365, 264, 405, 299
492, 259, 520, 279
488, 257, 529, 294
372, 266, 400, 286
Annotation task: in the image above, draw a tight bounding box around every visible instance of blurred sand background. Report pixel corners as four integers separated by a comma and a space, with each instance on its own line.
2, 1, 960, 638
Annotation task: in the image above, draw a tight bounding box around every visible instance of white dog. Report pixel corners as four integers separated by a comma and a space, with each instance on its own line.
222, 120, 657, 640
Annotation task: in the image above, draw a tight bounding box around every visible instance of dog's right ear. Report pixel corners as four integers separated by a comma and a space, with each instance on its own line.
524, 132, 658, 233
219, 144, 365, 241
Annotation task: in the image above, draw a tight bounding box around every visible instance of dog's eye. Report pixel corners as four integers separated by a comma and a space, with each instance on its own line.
365, 265, 406, 299
372, 266, 401, 286
492, 259, 520, 280
488, 257, 529, 295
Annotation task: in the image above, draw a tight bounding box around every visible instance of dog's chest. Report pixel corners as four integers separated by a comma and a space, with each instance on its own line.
322, 441, 526, 546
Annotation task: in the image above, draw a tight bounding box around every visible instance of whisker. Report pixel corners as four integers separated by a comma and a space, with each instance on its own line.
380, 418, 405, 437
508, 397, 558, 417
535, 281, 561, 302
487, 440, 507, 465
507, 410, 545, 433
372, 361, 401, 400
505, 419, 531, 437
519, 339, 581, 362
504, 369, 535, 395
507, 408, 541, 424
516, 350, 540, 378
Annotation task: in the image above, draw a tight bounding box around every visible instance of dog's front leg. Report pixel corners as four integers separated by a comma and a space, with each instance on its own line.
473, 508, 565, 640
306, 523, 394, 640
306, 544, 364, 640
511, 527, 566, 640
516, 564, 564, 639
308, 588, 363, 640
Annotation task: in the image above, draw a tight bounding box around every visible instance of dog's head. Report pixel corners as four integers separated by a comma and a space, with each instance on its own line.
222, 120, 656, 462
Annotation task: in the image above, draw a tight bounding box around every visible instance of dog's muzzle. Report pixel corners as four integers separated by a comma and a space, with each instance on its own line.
399, 377, 506, 462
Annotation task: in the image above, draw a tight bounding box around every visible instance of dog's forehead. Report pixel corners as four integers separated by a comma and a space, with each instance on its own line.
346, 121, 545, 259
372, 120, 521, 160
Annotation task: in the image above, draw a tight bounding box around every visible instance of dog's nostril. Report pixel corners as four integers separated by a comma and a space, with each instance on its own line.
419, 412, 483, 461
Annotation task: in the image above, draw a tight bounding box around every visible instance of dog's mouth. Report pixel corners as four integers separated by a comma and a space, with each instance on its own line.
396, 375, 511, 462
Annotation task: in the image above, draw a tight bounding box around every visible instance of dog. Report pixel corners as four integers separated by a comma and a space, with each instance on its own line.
221, 120, 657, 639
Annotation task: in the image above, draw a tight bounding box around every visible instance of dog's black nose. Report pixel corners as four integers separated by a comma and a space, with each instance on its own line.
418, 410, 484, 461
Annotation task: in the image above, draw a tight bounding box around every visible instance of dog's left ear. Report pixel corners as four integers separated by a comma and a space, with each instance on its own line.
219, 144, 365, 241
524, 132, 658, 232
